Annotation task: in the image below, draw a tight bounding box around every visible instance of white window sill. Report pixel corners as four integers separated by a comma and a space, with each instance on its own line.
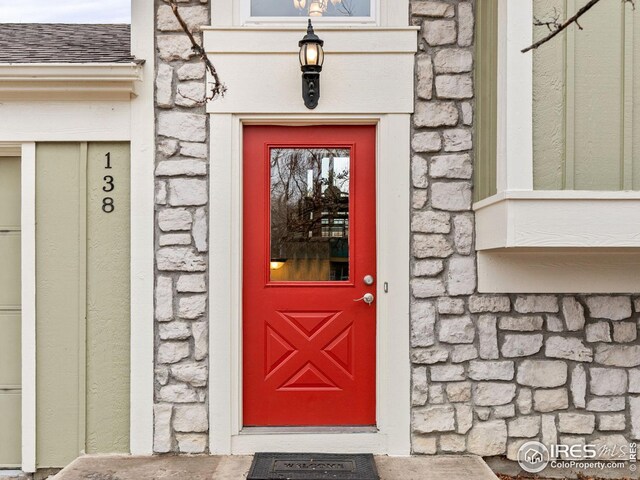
474, 190, 640, 250
474, 190, 640, 293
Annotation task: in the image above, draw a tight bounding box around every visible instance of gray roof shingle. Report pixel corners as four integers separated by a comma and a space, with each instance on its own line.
0, 24, 136, 64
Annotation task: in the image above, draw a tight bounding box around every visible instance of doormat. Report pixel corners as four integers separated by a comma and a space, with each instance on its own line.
247, 453, 380, 480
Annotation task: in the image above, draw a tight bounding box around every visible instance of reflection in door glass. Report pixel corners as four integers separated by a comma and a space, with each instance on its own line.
270, 148, 350, 282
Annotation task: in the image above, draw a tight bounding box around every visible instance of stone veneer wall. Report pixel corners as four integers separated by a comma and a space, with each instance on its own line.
409, 0, 640, 463
153, 0, 211, 454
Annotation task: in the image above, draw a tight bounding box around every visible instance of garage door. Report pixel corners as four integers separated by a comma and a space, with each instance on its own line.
0, 156, 22, 468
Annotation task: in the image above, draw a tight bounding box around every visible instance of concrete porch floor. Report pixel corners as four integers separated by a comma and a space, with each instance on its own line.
51, 454, 499, 480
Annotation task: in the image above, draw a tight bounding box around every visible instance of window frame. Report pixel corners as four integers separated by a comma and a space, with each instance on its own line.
240, 0, 379, 26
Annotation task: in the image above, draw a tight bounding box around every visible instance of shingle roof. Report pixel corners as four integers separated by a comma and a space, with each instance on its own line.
0, 24, 136, 64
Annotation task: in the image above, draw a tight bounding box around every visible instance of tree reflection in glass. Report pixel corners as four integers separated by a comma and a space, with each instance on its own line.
270, 148, 350, 282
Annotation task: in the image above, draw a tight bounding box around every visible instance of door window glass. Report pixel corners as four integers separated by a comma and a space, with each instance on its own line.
251, 0, 371, 18
270, 148, 350, 282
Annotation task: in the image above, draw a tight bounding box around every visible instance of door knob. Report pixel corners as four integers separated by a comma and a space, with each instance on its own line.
354, 293, 375, 305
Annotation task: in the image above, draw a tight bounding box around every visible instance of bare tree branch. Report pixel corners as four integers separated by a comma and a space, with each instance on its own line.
521, 0, 603, 53
164, 0, 226, 102
523, 0, 636, 53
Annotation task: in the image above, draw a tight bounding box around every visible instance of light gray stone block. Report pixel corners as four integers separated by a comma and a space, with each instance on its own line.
478, 315, 499, 360
412, 366, 429, 406
412, 211, 451, 233
157, 341, 190, 364
453, 214, 474, 255
414, 101, 459, 127
451, 345, 478, 363
423, 19, 457, 46
586, 321, 612, 343
168, 178, 208, 206
586, 296, 632, 320
442, 128, 473, 152
411, 347, 449, 364
156, 276, 173, 322
413, 259, 445, 277
586, 396, 626, 412
435, 74, 473, 99
430, 153, 472, 179
589, 368, 627, 396
438, 316, 475, 344
159, 321, 191, 341
501, 334, 543, 358
445, 381, 471, 402
153, 404, 173, 453
431, 364, 465, 382
533, 388, 569, 413
570, 364, 586, 409
557, 413, 595, 434
467, 420, 507, 456
412, 131, 441, 152
172, 363, 207, 387
178, 294, 207, 320
413, 234, 454, 258
473, 382, 516, 406
173, 404, 208, 433
515, 295, 559, 314
468, 360, 514, 381
158, 384, 199, 404
595, 345, 640, 367
176, 274, 206, 293
612, 322, 637, 343
517, 360, 568, 388
545, 336, 593, 362
437, 297, 465, 314
158, 208, 192, 231
412, 405, 456, 433
446, 256, 476, 295
431, 182, 472, 211
508, 416, 540, 438
469, 296, 511, 313
434, 48, 473, 73
562, 297, 585, 331
457, 2, 474, 47
416, 56, 434, 100
411, 301, 436, 347
498, 316, 544, 331
598, 414, 626, 431
158, 111, 207, 142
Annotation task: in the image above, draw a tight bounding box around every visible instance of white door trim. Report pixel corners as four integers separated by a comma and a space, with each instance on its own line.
208, 113, 411, 455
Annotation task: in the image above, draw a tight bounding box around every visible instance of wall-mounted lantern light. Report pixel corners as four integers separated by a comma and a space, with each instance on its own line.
299, 20, 324, 110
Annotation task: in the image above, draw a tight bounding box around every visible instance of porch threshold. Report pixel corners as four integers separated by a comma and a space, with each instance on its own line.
51, 454, 499, 480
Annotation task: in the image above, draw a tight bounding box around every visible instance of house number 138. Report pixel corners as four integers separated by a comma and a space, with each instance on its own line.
103, 152, 115, 213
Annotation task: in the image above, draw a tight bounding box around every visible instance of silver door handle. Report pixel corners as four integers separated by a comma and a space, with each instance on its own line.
354, 293, 375, 305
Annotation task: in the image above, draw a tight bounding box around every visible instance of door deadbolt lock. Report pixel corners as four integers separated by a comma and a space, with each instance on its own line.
363, 275, 375, 285
354, 293, 375, 305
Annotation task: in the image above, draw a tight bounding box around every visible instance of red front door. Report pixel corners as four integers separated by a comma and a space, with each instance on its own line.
243, 125, 377, 426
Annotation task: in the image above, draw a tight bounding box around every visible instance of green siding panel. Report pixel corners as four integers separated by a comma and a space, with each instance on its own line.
474, 0, 498, 202
86, 142, 130, 454
36, 143, 130, 468
36, 143, 85, 467
534, 0, 639, 190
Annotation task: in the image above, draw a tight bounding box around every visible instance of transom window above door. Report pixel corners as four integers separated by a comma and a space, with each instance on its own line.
248, 0, 374, 21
